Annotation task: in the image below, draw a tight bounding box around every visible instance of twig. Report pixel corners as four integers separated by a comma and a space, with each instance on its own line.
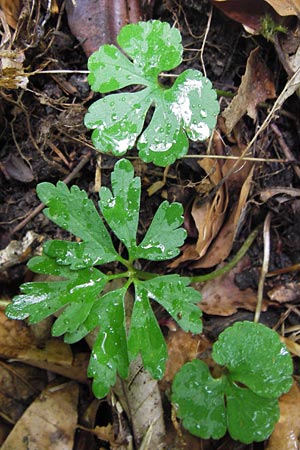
10, 150, 93, 235
254, 213, 271, 323
199, 5, 213, 78
271, 123, 300, 180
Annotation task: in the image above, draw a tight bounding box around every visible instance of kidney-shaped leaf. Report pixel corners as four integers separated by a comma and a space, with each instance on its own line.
172, 360, 227, 440
212, 321, 293, 398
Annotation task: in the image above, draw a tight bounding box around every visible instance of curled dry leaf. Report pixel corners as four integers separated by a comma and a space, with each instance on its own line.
192, 158, 228, 258
193, 153, 254, 269
222, 47, 276, 134
267, 382, 300, 450
211, 0, 271, 33
267, 282, 300, 303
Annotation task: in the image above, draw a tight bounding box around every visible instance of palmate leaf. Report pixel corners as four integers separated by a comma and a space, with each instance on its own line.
172, 321, 293, 443
84, 20, 219, 166
6, 158, 200, 399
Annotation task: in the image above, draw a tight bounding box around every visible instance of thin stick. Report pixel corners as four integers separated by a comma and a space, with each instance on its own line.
254, 213, 271, 323
199, 6, 213, 78
10, 150, 93, 235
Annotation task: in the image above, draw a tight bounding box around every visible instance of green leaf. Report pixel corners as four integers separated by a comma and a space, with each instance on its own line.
99, 159, 140, 250
133, 201, 186, 261
171, 322, 293, 443
87, 288, 129, 398
85, 20, 219, 166
212, 321, 293, 398
5, 256, 107, 329
139, 275, 202, 333
37, 181, 119, 268
172, 360, 226, 440
128, 282, 167, 379
225, 382, 279, 444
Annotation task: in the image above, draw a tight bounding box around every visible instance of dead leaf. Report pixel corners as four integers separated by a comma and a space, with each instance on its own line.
264, 0, 300, 16
193, 257, 269, 315
193, 159, 254, 268
192, 158, 228, 258
0, 312, 88, 383
164, 329, 211, 383
211, 0, 270, 33
0, 49, 28, 89
222, 47, 276, 133
267, 381, 300, 450
1, 382, 79, 450
281, 337, 300, 357
66, 0, 144, 57
267, 282, 300, 302
0, 362, 47, 424
0, 0, 21, 29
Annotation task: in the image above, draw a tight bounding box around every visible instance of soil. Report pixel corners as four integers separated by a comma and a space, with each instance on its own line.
1, 1, 300, 449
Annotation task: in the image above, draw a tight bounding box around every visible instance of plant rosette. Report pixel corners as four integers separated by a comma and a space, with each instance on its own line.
5, 158, 202, 398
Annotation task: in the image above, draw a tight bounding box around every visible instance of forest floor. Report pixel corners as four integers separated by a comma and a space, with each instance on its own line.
0, 0, 300, 449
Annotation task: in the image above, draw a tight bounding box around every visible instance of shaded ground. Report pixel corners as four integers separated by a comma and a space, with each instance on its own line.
0, 0, 300, 449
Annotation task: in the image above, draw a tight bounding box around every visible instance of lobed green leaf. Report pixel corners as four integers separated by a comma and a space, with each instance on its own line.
99, 159, 140, 250
172, 321, 293, 443
139, 275, 202, 333
37, 181, 119, 267
85, 20, 219, 166
133, 202, 186, 261
212, 321, 293, 398
128, 282, 168, 379
5, 256, 107, 329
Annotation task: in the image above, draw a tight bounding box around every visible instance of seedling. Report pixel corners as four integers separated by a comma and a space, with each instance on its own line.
172, 321, 293, 443
6, 159, 202, 398
5, 19, 294, 445
84, 20, 219, 166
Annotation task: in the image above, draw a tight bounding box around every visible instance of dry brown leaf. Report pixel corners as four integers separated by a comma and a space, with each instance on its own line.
193, 257, 269, 315
264, 0, 300, 16
164, 329, 211, 383
192, 158, 228, 258
211, 0, 270, 33
1, 382, 79, 450
0, 362, 47, 424
0, 312, 88, 383
0, 0, 20, 29
193, 159, 254, 268
267, 282, 300, 302
281, 337, 300, 357
267, 381, 300, 450
223, 47, 276, 133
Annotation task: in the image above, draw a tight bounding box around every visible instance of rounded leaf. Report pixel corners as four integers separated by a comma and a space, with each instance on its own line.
225, 381, 280, 443
172, 360, 227, 440
212, 321, 293, 398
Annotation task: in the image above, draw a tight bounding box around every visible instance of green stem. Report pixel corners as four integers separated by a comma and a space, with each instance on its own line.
190, 226, 260, 283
